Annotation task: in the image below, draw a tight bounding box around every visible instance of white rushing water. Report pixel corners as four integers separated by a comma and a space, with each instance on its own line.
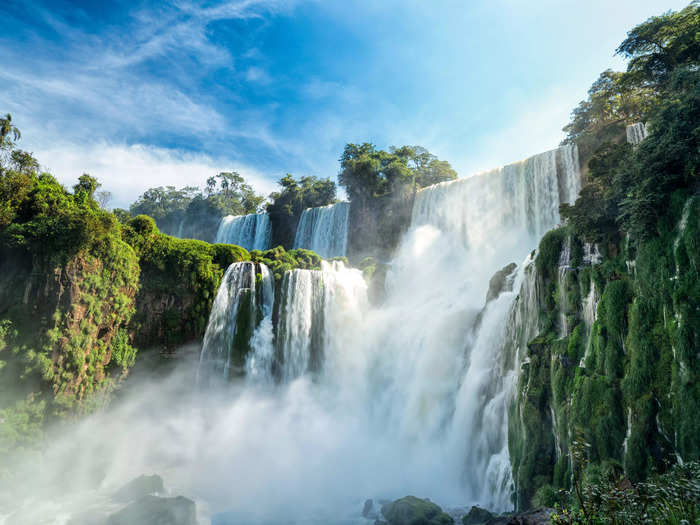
293, 202, 350, 258
198, 261, 274, 383
215, 213, 272, 251
4, 145, 581, 525
199, 144, 580, 518
626, 122, 648, 145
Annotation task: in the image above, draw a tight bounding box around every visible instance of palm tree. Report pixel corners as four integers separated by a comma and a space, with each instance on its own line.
0, 114, 21, 146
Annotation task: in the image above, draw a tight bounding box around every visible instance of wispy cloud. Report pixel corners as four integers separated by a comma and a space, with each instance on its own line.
37, 141, 279, 209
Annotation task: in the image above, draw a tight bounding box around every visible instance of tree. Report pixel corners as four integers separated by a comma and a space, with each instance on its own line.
0, 114, 20, 147
73, 174, 100, 199
96, 190, 112, 209
266, 174, 337, 248
339, 143, 456, 203
617, 1, 700, 88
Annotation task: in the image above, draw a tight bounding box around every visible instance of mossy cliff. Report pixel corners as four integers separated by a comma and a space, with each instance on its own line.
508, 194, 699, 510
0, 174, 141, 446
123, 215, 249, 349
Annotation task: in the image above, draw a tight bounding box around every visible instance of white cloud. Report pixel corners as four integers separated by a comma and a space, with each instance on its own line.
35, 142, 279, 209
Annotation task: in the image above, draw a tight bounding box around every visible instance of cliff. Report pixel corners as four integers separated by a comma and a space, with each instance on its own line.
508, 194, 699, 509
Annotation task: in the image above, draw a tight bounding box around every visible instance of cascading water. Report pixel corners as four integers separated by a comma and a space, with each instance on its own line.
275, 260, 367, 381
557, 237, 572, 338
626, 122, 648, 144
198, 261, 274, 383
187, 145, 581, 522
293, 202, 350, 258
215, 213, 272, 251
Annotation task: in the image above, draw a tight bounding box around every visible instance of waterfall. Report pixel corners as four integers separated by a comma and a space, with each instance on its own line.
276, 260, 367, 381
412, 144, 580, 256
198, 261, 274, 383
184, 145, 581, 521
626, 122, 648, 145
557, 237, 572, 338
293, 202, 349, 258
215, 213, 272, 251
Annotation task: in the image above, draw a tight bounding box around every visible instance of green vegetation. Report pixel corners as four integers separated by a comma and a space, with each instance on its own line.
266, 174, 337, 249
380, 496, 453, 525
123, 214, 249, 349
0, 118, 141, 443
509, 3, 700, 510
551, 448, 699, 525
127, 171, 265, 241
339, 143, 457, 259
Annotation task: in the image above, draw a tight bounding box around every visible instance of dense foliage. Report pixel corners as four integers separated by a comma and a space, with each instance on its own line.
123, 215, 249, 349
560, 1, 700, 242
509, 3, 700, 512
0, 120, 141, 449
265, 174, 337, 249
127, 171, 265, 241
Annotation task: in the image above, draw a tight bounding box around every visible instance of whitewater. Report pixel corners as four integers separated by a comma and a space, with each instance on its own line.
1, 145, 580, 525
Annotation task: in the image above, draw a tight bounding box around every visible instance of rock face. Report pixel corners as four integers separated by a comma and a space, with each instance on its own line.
380, 496, 454, 525
462, 505, 494, 524
112, 474, 164, 502
106, 495, 196, 525
485, 262, 518, 304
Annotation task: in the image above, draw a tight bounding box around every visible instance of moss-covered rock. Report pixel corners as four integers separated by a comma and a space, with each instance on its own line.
509, 195, 700, 509
381, 496, 453, 525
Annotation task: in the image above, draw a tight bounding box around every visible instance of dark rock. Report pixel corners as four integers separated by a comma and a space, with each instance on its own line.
107, 495, 196, 525
485, 263, 518, 304
364, 498, 375, 517
112, 474, 164, 502
462, 505, 494, 524
381, 496, 454, 525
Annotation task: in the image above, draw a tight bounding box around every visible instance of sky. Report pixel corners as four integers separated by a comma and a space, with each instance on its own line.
0, 0, 690, 208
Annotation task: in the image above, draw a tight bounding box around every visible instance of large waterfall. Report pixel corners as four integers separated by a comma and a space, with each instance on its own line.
293, 202, 350, 258
215, 213, 272, 251
191, 145, 580, 523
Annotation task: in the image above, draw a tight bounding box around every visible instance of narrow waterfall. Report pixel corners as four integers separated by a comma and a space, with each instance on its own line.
557, 237, 572, 338
215, 213, 272, 251
626, 122, 648, 144
293, 202, 349, 258
198, 261, 274, 383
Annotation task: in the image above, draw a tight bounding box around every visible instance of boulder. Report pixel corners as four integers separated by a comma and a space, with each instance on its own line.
112, 474, 164, 502
380, 496, 454, 525
107, 495, 196, 525
462, 505, 494, 524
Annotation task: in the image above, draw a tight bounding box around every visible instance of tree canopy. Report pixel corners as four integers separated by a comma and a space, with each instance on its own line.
339, 143, 456, 203
128, 171, 264, 240
266, 174, 337, 248
560, 1, 700, 242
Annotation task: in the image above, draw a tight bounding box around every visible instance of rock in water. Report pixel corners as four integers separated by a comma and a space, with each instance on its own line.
380, 496, 454, 525
485, 263, 518, 304
462, 505, 494, 524
363, 499, 375, 517
112, 474, 165, 502
107, 495, 196, 525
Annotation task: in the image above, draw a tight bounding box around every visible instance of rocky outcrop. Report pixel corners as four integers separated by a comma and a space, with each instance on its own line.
112, 474, 164, 502
379, 496, 454, 525
106, 495, 196, 525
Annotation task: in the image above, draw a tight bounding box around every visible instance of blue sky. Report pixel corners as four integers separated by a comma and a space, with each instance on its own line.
0, 0, 690, 208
